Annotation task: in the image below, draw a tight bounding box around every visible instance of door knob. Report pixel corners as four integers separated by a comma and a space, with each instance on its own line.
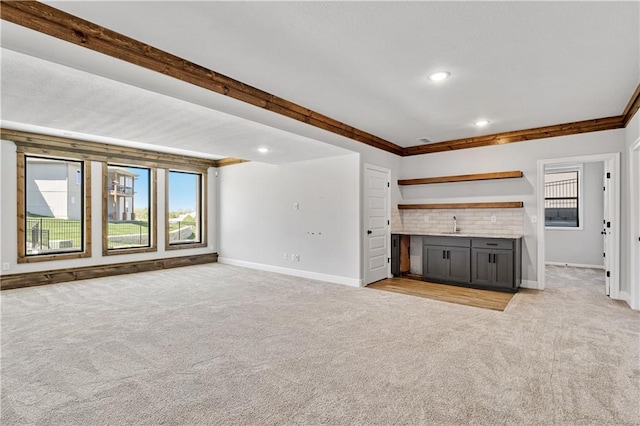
367, 230, 372, 234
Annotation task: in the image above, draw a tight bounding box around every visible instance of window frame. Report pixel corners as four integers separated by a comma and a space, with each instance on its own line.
544, 163, 584, 231
18, 151, 92, 263
102, 162, 158, 256
165, 168, 207, 250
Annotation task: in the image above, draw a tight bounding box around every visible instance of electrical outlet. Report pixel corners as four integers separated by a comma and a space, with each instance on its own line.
283, 253, 288, 260
491, 215, 497, 223
2, 262, 9, 271
531, 215, 538, 223
294, 254, 300, 262
293, 203, 299, 210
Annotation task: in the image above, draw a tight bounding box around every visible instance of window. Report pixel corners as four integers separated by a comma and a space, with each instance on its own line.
167, 170, 205, 248
21, 154, 91, 261
544, 165, 582, 228
104, 164, 155, 254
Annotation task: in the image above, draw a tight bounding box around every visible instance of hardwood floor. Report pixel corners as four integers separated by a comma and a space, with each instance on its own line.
367, 277, 515, 311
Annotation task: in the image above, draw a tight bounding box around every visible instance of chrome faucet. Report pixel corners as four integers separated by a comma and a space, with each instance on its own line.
452, 216, 460, 234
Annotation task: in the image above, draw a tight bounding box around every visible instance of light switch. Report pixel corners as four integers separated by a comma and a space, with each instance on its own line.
294, 203, 299, 210
531, 215, 537, 223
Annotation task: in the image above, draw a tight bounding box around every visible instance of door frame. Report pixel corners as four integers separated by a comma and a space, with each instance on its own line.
363, 163, 391, 286
536, 152, 620, 298
630, 138, 640, 310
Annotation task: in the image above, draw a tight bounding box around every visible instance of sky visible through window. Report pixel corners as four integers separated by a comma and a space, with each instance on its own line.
168, 171, 198, 212
126, 167, 149, 210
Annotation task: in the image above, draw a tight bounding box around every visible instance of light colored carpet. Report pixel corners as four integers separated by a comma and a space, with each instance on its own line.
1, 264, 638, 425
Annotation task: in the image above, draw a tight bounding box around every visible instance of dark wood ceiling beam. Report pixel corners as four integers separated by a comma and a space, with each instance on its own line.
214, 158, 249, 168
0, 1, 404, 156
622, 83, 640, 127
403, 116, 625, 156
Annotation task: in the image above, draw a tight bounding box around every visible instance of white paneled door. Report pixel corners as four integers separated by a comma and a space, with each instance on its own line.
364, 164, 390, 285
603, 164, 611, 296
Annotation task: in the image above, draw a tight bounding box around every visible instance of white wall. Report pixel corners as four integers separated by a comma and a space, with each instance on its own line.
0, 140, 218, 276
625, 111, 640, 309
217, 154, 362, 285
400, 128, 628, 291
545, 161, 604, 267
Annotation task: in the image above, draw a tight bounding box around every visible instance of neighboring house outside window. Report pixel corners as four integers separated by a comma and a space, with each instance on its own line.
107, 166, 137, 221
23, 155, 90, 260
104, 164, 155, 254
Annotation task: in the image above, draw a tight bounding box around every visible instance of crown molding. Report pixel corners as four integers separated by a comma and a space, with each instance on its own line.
403, 116, 624, 156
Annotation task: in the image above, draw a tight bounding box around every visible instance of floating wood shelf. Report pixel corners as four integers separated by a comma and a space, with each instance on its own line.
398, 202, 524, 210
398, 170, 523, 186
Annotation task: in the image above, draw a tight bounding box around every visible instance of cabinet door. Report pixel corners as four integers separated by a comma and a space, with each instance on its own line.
471, 248, 493, 286
447, 247, 471, 283
493, 249, 514, 289
423, 245, 447, 281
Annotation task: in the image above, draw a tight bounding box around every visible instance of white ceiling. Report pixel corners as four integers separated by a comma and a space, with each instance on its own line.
0, 48, 350, 164
1, 1, 639, 159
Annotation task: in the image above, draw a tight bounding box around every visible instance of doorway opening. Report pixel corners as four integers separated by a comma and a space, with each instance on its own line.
537, 153, 620, 299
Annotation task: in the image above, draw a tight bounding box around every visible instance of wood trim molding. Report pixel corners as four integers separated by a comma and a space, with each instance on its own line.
0, 1, 403, 156
0, 253, 218, 290
2, 129, 215, 171
398, 202, 524, 210
214, 158, 250, 167
399, 171, 523, 186
403, 116, 625, 156
622, 83, 640, 127
17, 151, 93, 263
102, 163, 158, 256
165, 169, 208, 251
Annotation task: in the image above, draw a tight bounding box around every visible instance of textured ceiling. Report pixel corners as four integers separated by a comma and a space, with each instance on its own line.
0, 49, 351, 164
1, 1, 638, 160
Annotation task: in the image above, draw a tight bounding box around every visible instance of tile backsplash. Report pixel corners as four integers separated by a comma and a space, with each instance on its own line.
391, 208, 524, 236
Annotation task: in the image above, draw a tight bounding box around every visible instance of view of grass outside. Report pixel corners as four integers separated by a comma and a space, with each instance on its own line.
168, 171, 201, 244
107, 165, 151, 250
27, 215, 152, 252
27, 215, 82, 253
25, 156, 85, 255
24, 161, 201, 254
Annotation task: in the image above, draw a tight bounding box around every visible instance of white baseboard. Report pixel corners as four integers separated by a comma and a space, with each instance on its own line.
217, 257, 362, 288
617, 291, 633, 309
545, 261, 605, 270
520, 280, 539, 290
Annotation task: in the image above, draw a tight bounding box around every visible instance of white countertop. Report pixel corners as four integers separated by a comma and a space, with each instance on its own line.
392, 232, 523, 239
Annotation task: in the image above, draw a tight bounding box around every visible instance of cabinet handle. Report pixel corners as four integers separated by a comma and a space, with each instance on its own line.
486, 243, 498, 246
442, 250, 446, 259
492, 254, 496, 263
447, 250, 450, 259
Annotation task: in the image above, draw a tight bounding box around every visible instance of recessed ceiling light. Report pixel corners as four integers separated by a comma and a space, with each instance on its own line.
474, 119, 490, 127
257, 147, 269, 153
427, 71, 450, 82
